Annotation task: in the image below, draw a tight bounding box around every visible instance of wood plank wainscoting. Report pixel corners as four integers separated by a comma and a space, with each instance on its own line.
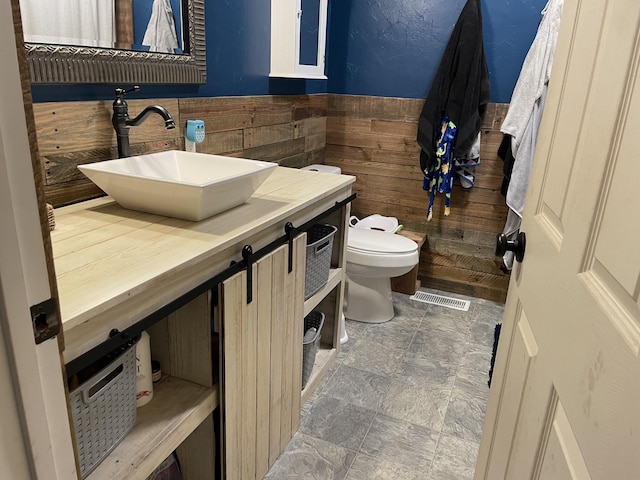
324, 95, 511, 303
34, 95, 328, 208
32, 94, 509, 302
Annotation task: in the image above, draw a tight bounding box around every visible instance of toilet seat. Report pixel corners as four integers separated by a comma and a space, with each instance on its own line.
347, 229, 418, 269
348, 228, 417, 254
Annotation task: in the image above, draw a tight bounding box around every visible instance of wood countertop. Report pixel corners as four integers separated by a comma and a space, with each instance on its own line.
52, 167, 354, 363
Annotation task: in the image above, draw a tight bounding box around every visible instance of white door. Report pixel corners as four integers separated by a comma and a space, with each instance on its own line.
1, 1, 77, 478
476, 1, 640, 478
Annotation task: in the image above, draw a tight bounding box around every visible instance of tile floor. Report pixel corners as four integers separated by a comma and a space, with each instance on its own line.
265, 288, 505, 480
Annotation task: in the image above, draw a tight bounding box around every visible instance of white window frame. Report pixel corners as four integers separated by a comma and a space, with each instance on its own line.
293, 0, 328, 78
270, 0, 328, 79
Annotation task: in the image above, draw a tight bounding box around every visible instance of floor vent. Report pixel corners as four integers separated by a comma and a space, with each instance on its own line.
409, 292, 471, 311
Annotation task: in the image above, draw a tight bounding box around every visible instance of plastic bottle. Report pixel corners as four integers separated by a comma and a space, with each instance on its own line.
135, 331, 153, 407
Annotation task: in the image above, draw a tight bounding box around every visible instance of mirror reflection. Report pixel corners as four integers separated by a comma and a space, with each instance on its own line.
20, 0, 185, 54
299, 0, 320, 66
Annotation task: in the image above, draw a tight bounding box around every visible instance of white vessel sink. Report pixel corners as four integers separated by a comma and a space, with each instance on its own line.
78, 150, 277, 221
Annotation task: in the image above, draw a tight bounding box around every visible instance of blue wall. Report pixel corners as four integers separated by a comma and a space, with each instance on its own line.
483, 0, 549, 103
327, 0, 548, 103
31, 0, 547, 104
204, 0, 326, 96
327, 0, 551, 102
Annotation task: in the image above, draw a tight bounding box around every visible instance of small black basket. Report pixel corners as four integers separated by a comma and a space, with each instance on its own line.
302, 311, 325, 389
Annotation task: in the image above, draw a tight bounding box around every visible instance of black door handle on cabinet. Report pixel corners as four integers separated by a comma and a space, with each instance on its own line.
495, 232, 526, 262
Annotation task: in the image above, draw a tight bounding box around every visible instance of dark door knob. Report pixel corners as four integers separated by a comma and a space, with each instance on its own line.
495, 232, 526, 262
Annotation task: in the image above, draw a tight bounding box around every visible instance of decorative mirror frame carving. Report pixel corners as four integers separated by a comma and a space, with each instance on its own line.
25, 0, 206, 84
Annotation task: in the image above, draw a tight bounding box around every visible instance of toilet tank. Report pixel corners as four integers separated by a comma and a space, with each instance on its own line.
301, 164, 341, 175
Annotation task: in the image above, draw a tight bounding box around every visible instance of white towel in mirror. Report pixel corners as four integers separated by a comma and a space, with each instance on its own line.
142, 0, 179, 54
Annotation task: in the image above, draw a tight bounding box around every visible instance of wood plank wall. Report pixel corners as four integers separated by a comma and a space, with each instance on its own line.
33, 92, 511, 302
34, 95, 327, 207
325, 95, 511, 303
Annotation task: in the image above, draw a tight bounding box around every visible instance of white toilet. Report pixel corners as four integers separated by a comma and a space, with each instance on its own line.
345, 228, 419, 323
301, 164, 420, 324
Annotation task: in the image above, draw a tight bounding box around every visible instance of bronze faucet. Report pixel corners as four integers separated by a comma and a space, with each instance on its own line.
112, 86, 176, 158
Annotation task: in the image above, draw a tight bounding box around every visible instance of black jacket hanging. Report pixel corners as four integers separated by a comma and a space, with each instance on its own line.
417, 0, 490, 175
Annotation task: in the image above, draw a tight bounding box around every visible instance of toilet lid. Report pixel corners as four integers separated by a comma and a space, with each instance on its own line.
348, 228, 418, 254
350, 214, 398, 233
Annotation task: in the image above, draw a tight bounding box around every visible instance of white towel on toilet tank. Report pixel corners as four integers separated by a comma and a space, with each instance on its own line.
142, 0, 179, 53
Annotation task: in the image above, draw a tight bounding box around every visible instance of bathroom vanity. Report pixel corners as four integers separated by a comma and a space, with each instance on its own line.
52, 166, 354, 480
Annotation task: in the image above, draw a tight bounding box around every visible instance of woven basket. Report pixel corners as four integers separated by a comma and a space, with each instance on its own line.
69, 345, 137, 478
304, 224, 337, 300
302, 311, 325, 389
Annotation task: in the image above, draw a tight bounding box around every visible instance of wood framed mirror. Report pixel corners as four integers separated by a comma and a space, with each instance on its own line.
23, 0, 206, 84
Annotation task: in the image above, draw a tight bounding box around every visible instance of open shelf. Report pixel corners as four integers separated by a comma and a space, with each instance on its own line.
301, 345, 337, 405
302, 267, 344, 404
304, 268, 342, 317
88, 377, 218, 480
